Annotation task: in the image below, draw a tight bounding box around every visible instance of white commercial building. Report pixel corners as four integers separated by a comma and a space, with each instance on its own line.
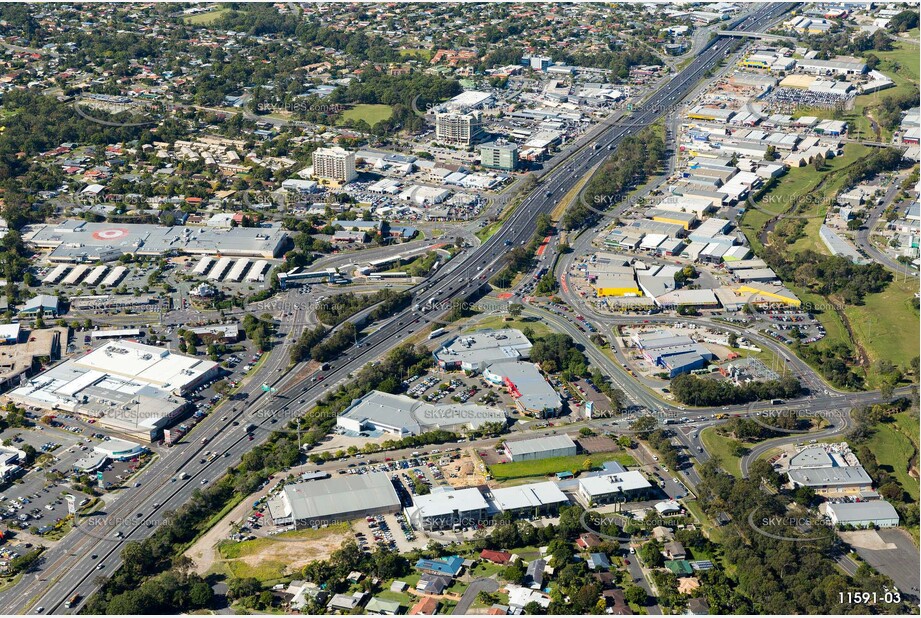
577, 471, 652, 506
407, 487, 489, 530
268, 472, 400, 528
490, 481, 569, 516
822, 501, 899, 528
8, 340, 218, 441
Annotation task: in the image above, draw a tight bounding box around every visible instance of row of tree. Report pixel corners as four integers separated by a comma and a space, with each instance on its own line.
562, 128, 664, 230
669, 373, 802, 407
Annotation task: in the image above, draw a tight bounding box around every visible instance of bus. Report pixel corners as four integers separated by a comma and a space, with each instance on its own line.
428, 328, 447, 340
64, 594, 80, 609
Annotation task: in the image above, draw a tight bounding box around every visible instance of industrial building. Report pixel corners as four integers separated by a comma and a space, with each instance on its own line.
490, 481, 569, 517
577, 471, 652, 506
24, 220, 289, 261
312, 146, 358, 184
822, 501, 900, 528
785, 446, 874, 497
482, 360, 563, 417
632, 331, 715, 377
336, 390, 506, 437
434, 329, 533, 371
8, 340, 219, 442
407, 487, 489, 530
268, 472, 400, 529
503, 435, 577, 462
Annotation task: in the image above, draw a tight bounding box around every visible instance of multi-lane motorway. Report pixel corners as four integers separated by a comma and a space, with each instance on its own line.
0, 5, 803, 614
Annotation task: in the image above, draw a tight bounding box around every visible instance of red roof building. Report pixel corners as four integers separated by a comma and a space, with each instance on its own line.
479, 549, 513, 565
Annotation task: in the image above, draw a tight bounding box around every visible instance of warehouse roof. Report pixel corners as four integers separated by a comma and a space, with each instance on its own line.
411, 487, 489, 518
825, 501, 899, 523
338, 390, 506, 435
504, 435, 576, 458
578, 471, 651, 496
491, 481, 569, 511
278, 472, 400, 522
434, 329, 532, 367
787, 466, 872, 487
485, 361, 562, 413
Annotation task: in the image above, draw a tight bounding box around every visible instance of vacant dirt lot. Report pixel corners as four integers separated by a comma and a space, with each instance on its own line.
218, 525, 352, 581
442, 451, 489, 488
577, 435, 620, 454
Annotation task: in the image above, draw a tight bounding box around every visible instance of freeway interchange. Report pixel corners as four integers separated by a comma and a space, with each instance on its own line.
0, 4, 837, 614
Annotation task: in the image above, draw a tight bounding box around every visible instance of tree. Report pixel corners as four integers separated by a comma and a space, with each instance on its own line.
189, 581, 213, 608
624, 585, 647, 606
631, 415, 658, 434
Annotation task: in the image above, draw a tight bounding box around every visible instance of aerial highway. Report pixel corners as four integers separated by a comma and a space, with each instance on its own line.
0, 4, 802, 614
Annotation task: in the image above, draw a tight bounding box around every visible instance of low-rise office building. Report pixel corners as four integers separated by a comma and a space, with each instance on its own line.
577, 471, 652, 506
407, 487, 489, 530
490, 481, 569, 517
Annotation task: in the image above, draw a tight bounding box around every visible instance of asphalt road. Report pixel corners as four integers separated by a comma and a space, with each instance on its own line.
855, 172, 914, 273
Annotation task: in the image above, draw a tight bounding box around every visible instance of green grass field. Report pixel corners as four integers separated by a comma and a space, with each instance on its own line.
741, 146, 871, 255
844, 276, 920, 377
399, 48, 433, 61
473, 315, 554, 338
866, 411, 920, 501
489, 453, 635, 481
699, 427, 749, 478
185, 8, 229, 25
739, 143, 918, 384
854, 40, 920, 140
339, 104, 393, 127
745, 145, 870, 235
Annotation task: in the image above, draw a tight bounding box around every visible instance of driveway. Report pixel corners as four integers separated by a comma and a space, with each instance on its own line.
839, 529, 921, 601
452, 577, 499, 615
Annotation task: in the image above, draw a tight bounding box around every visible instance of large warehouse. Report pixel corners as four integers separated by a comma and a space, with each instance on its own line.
433, 329, 532, 371
482, 361, 563, 418
822, 501, 900, 528
268, 472, 401, 529
8, 340, 218, 442
336, 390, 506, 437
503, 435, 577, 462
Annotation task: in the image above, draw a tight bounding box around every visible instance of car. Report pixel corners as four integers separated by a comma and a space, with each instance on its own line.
35, 608, 43, 614
91, 554, 97, 559
624, 559, 630, 565
201, 478, 208, 484
96, 564, 105, 570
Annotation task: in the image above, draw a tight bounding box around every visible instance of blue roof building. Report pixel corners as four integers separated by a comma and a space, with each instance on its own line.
415, 555, 464, 577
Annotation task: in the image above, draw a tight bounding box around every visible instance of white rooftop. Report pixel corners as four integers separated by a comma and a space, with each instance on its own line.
491, 481, 569, 511
578, 471, 651, 496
